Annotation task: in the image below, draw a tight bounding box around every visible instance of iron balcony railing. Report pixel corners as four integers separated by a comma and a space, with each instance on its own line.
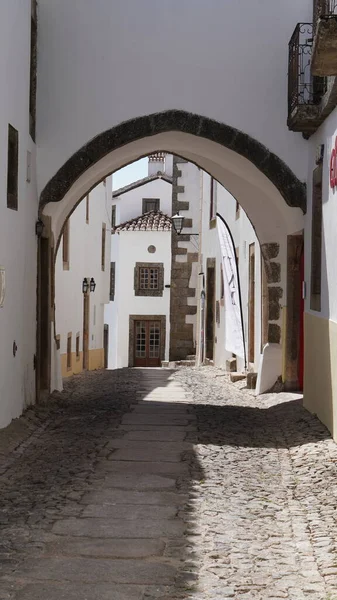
288, 23, 327, 116
314, 0, 337, 27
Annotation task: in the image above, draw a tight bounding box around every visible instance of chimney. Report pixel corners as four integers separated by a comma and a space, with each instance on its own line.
148, 152, 166, 177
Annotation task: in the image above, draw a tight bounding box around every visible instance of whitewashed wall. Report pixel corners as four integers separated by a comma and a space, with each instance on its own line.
0, 1, 38, 428
304, 107, 337, 436
105, 231, 172, 369
199, 172, 262, 373
36, 0, 311, 193
55, 178, 112, 369
114, 178, 173, 225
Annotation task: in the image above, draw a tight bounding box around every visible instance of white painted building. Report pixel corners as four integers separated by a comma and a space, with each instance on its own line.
197, 173, 263, 377
0, 1, 38, 428
105, 211, 172, 369
54, 179, 112, 381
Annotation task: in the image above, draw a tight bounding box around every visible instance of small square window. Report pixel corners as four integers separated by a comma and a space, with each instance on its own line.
142, 198, 160, 214
140, 267, 159, 290
134, 262, 164, 297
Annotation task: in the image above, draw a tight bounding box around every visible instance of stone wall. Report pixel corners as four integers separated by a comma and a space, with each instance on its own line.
169, 158, 198, 361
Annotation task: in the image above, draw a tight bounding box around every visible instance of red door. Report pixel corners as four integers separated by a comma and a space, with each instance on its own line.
134, 320, 161, 367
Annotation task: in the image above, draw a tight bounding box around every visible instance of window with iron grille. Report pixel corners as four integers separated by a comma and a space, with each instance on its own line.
140, 267, 158, 290
142, 198, 160, 214
134, 262, 164, 296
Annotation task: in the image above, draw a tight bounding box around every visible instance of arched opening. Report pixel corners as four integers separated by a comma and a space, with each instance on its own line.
37, 112, 305, 401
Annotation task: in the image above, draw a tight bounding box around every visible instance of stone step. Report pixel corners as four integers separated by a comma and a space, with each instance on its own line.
247, 372, 257, 389
162, 360, 196, 368
230, 372, 246, 383
175, 360, 195, 367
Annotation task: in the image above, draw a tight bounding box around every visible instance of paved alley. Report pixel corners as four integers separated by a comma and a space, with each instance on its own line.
1, 368, 337, 599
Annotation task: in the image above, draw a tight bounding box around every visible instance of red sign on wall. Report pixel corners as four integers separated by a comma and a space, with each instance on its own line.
330, 137, 337, 189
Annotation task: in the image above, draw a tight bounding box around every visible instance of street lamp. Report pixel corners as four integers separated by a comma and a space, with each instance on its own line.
171, 212, 200, 239
171, 212, 185, 235
82, 278, 89, 294
89, 277, 96, 292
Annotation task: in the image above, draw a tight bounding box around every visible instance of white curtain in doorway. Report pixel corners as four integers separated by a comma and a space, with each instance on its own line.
216, 213, 245, 360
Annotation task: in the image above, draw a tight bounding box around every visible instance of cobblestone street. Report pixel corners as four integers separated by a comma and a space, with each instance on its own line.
1, 367, 337, 599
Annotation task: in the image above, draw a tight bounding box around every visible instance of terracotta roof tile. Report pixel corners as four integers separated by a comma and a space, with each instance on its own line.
114, 210, 172, 233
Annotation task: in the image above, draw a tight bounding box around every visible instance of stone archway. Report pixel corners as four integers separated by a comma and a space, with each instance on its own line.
40, 110, 306, 212
37, 110, 306, 399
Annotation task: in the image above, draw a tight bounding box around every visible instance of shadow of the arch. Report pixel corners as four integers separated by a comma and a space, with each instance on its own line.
39, 110, 306, 213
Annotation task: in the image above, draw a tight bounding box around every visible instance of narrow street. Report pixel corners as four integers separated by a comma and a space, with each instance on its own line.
1, 368, 337, 600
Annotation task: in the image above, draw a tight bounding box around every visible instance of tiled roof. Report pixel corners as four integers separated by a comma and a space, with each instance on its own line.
114, 210, 172, 233
112, 174, 172, 198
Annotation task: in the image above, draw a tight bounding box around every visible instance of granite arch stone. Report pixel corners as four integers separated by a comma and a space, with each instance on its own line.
39, 110, 306, 213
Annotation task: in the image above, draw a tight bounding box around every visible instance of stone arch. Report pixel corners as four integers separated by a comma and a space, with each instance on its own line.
40, 110, 306, 213
37, 111, 306, 399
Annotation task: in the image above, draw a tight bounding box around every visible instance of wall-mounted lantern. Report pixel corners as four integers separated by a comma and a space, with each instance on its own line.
82, 278, 89, 294
171, 212, 184, 235
172, 212, 199, 238
89, 278, 96, 293
35, 219, 44, 237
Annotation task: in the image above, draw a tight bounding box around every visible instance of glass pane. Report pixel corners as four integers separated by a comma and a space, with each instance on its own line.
136, 321, 146, 357
149, 322, 160, 358
149, 268, 158, 289
140, 268, 149, 289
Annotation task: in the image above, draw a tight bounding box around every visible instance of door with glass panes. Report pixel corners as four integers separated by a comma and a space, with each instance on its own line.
134, 320, 161, 367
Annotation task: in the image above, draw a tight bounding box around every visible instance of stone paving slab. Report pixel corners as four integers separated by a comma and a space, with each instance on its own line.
121, 424, 195, 431
82, 504, 178, 520
92, 473, 177, 491
108, 439, 189, 451
108, 446, 183, 462
52, 517, 185, 538
122, 430, 187, 441
80, 489, 188, 506
121, 415, 190, 426
42, 536, 166, 558
14, 583, 145, 600
12, 557, 177, 585
96, 460, 187, 476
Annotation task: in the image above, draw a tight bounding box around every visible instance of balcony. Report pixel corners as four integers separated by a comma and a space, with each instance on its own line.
312, 0, 337, 75
288, 24, 327, 135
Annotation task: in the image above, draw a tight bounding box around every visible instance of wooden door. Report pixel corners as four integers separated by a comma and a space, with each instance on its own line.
83, 292, 90, 370
298, 249, 305, 390
248, 244, 255, 364
104, 324, 109, 369
206, 266, 215, 360
134, 320, 161, 367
